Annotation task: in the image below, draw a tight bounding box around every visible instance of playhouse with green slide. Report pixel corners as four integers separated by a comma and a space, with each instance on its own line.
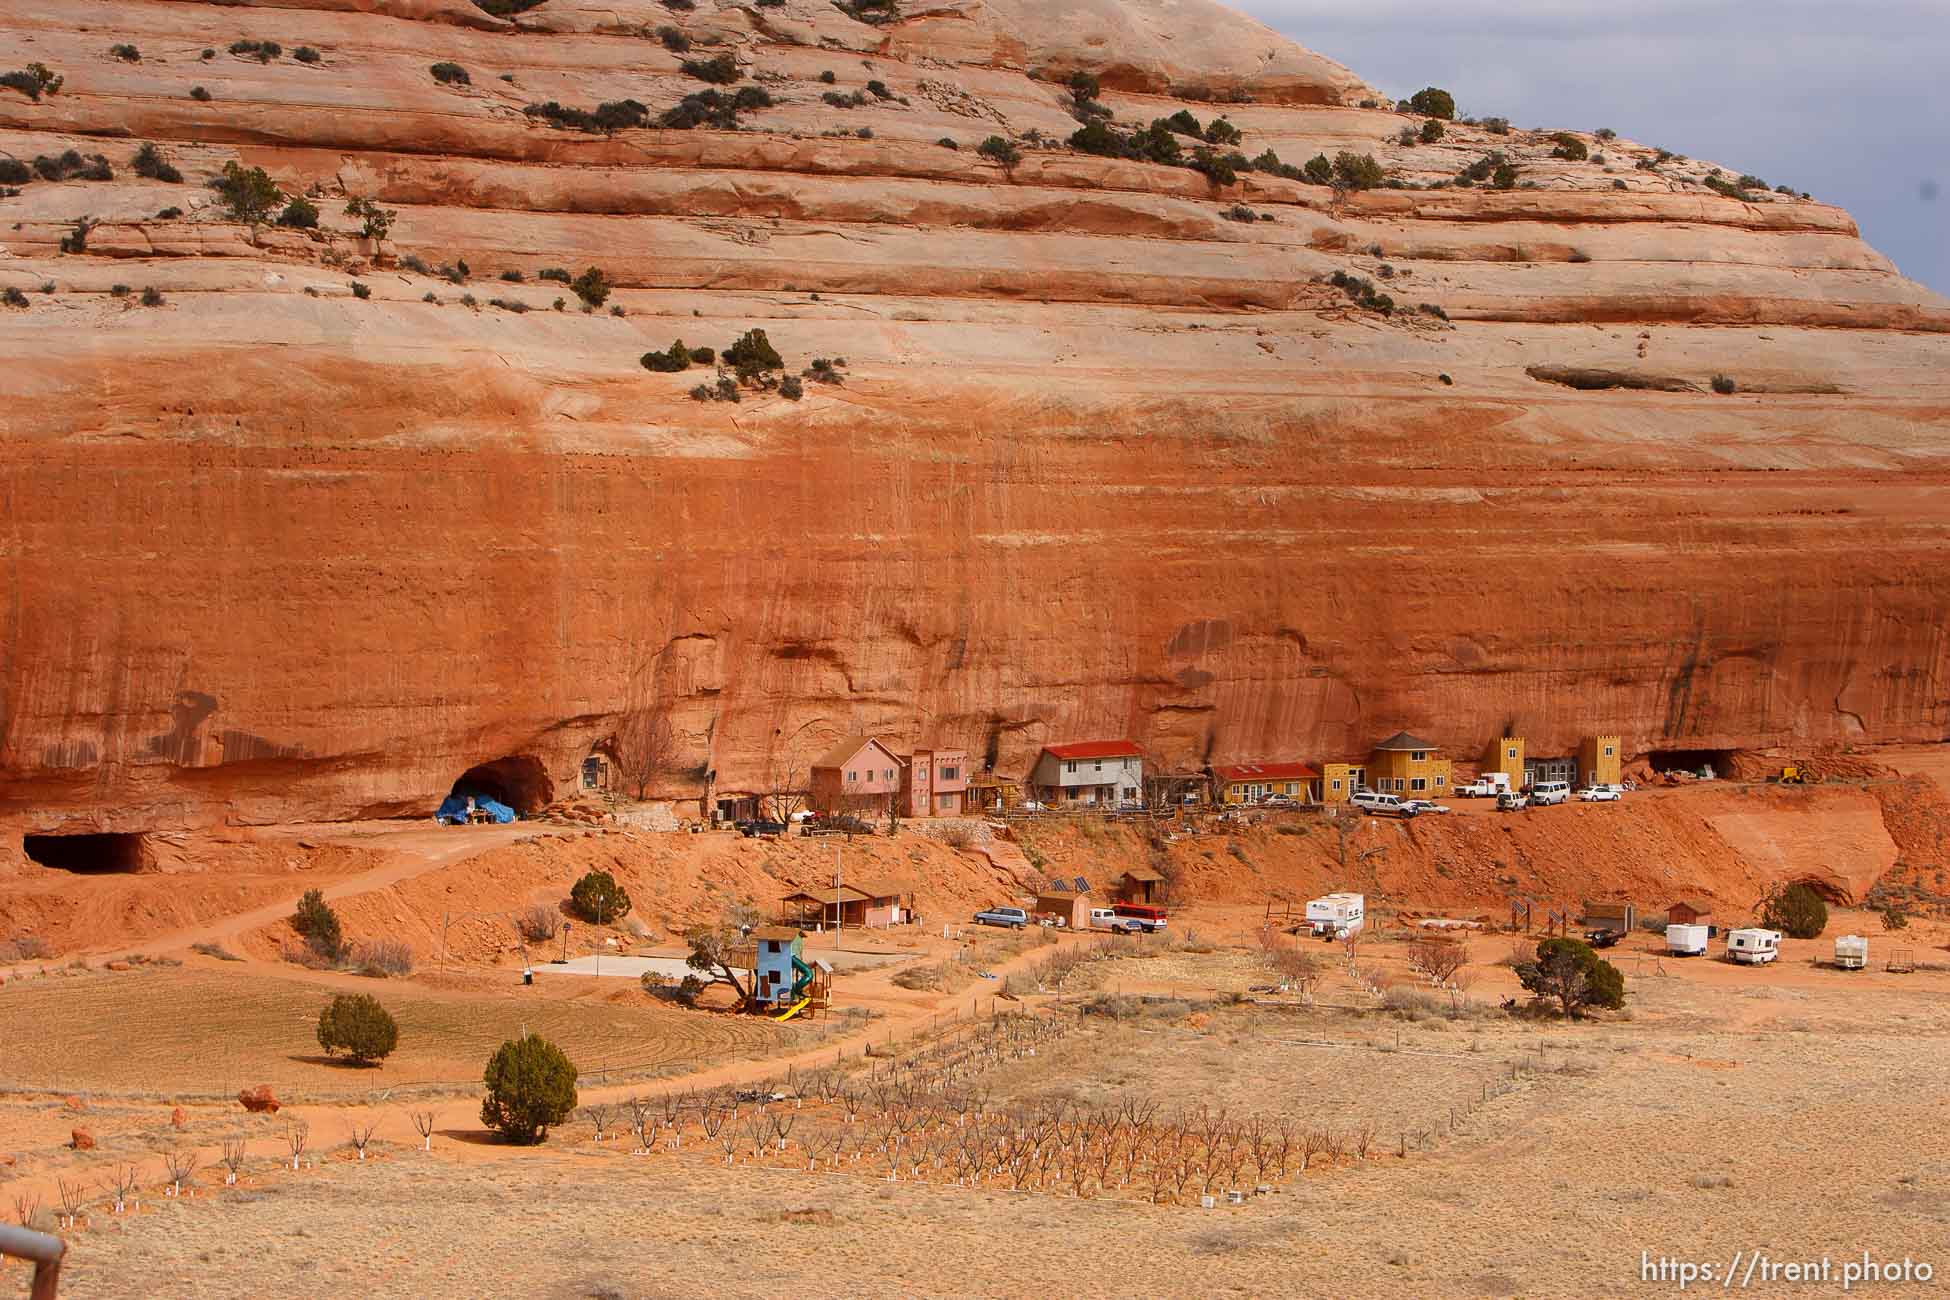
749, 926, 831, 1020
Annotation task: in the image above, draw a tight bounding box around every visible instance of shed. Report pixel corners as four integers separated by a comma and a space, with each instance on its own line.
1666, 900, 1713, 930
1579, 900, 1636, 935
1033, 888, 1091, 929
1115, 866, 1165, 904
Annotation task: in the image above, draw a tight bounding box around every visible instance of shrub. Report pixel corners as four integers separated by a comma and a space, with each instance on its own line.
1419, 118, 1444, 144
317, 993, 399, 1064
515, 903, 560, 943
350, 281, 371, 299
348, 937, 412, 975
570, 869, 631, 923
1596, 127, 1616, 141
111, 283, 130, 297
681, 53, 739, 84
430, 62, 470, 85
35, 149, 113, 182
640, 339, 691, 372
977, 136, 1020, 170
724, 327, 783, 376
1, 287, 27, 309
191, 940, 242, 961
481, 1033, 577, 1143
212, 161, 281, 222
191, 85, 212, 102
866, 78, 892, 100
292, 888, 344, 962
132, 142, 183, 183
140, 286, 165, 307
780, 374, 804, 400
937, 136, 958, 150
60, 218, 94, 253
1516, 937, 1625, 1016
1223, 203, 1256, 223
1332, 151, 1385, 190
1407, 86, 1454, 119
228, 40, 283, 63
294, 46, 321, 64
499, 269, 524, 282
524, 99, 650, 133
1204, 117, 1241, 146
345, 195, 395, 241
0, 159, 27, 185
1549, 132, 1588, 162
155, 205, 181, 219
1480, 115, 1509, 135
276, 195, 319, 228
1760, 883, 1826, 938
570, 266, 610, 307
689, 384, 712, 401
1710, 373, 1737, 395
658, 27, 691, 53
1302, 153, 1333, 185
689, 345, 715, 364
1492, 161, 1519, 190
538, 267, 571, 284
1, 64, 64, 102
111, 44, 142, 63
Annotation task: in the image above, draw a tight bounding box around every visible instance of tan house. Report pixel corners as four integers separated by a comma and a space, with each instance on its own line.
1211, 761, 1321, 805
900, 747, 969, 818
809, 736, 903, 817
779, 880, 910, 929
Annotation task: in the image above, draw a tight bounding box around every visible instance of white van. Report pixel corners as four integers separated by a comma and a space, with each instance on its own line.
1350, 790, 1414, 817
1529, 780, 1571, 806
1726, 928, 1781, 965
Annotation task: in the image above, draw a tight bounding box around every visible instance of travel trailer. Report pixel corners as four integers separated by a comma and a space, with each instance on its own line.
1726, 928, 1781, 965
1305, 892, 1366, 940
1834, 934, 1868, 970
1665, 924, 1709, 957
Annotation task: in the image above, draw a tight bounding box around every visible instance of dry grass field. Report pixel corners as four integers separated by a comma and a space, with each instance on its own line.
0, 966, 808, 1101
14, 950, 1950, 1299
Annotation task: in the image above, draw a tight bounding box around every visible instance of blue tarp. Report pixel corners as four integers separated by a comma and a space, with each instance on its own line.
436, 791, 516, 825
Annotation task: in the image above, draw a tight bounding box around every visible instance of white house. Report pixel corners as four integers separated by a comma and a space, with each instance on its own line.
1029, 741, 1144, 807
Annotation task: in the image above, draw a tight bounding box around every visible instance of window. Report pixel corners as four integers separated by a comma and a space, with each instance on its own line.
1066, 760, 1077, 775
1411, 750, 1426, 761
1434, 774, 1445, 786
1094, 760, 1103, 772
1508, 747, 1518, 758
941, 766, 958, 781
1331, 778, 1342, 791
885, 769, 893, 781
1411, 777, 1427, 791
847, 771, 856, 782
1285, 782, 1297, 795
1604, 745, 1614, 756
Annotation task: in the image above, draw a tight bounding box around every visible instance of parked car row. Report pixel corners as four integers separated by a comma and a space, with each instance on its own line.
971, 903, 1169, 934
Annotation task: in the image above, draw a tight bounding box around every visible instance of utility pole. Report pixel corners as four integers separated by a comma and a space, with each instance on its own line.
833, 844, 843, 954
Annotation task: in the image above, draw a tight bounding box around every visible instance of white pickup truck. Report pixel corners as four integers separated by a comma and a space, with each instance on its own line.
1454, 774, 1511, 798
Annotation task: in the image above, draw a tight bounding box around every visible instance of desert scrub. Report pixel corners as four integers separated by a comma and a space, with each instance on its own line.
132, 142, 183, 183
430, 62, 470, 85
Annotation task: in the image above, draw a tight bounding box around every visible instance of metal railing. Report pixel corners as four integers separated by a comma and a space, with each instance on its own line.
0, 1223, 64, 1299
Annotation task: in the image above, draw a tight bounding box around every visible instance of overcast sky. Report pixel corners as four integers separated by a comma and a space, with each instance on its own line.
1232, 0, 1949, 296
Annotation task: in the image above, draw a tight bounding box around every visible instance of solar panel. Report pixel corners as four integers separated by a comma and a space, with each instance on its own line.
1073, 875, 1089, 893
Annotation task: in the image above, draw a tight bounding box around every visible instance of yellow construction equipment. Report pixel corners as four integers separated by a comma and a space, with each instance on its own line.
1776, 764, 1812, 785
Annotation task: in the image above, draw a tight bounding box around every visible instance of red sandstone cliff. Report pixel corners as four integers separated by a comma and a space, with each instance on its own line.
1, 0, 1947, 836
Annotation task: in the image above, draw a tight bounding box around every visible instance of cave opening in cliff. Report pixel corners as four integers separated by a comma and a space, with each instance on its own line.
1646, 748, 1737, 776
21, 832, 150, 873
449, 755, 554, 816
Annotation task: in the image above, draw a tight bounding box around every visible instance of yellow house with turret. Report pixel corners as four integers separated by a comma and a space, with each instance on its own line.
1488, 737, 1525, 788
1579, 735, 1622, 787
1320, 762, 1366, 803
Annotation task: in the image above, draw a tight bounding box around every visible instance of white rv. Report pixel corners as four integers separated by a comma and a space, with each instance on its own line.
1305, 892, 1365, 940
1726, 927, 1781, 965
1833, 934, 1868, 970
1665, 924, 1709, 957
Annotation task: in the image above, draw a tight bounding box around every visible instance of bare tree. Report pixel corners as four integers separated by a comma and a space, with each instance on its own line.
411, 1111, 435, 1152
284, 1119, 310, 1170
685, 924, 754, 1005
761, 733, 811, 823
611, 705, 677, 801
163, 1150, 198, 1196
220, 1139, 248, 1185
348, 1121, 377, 1160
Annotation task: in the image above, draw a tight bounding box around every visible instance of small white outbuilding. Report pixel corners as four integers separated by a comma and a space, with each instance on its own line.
1834, 934, 1868, 970
1305, 892, 1365, 940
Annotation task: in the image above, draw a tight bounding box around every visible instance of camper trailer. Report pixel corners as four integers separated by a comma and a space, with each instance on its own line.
1834, 934, 1868, 971
1665, 924, 1709, 957
1726, 928, 1781, 965
1305, 892, 1366, 941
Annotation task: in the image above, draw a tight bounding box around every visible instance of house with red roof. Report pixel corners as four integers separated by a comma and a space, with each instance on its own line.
1028, 740, 1144, 808
1210, 761, 1321, 806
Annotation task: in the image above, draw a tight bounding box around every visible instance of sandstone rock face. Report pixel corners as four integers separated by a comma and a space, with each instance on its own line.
0, 0, 1947, 837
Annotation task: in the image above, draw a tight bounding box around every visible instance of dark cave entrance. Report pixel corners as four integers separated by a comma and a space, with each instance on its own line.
449, 755, 554, 815
1647, 749, 1737, 777
22, 832, 151, 873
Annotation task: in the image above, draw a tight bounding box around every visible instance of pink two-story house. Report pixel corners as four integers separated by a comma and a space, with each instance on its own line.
809, 736, 904, 817
901, 747, 969, 818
